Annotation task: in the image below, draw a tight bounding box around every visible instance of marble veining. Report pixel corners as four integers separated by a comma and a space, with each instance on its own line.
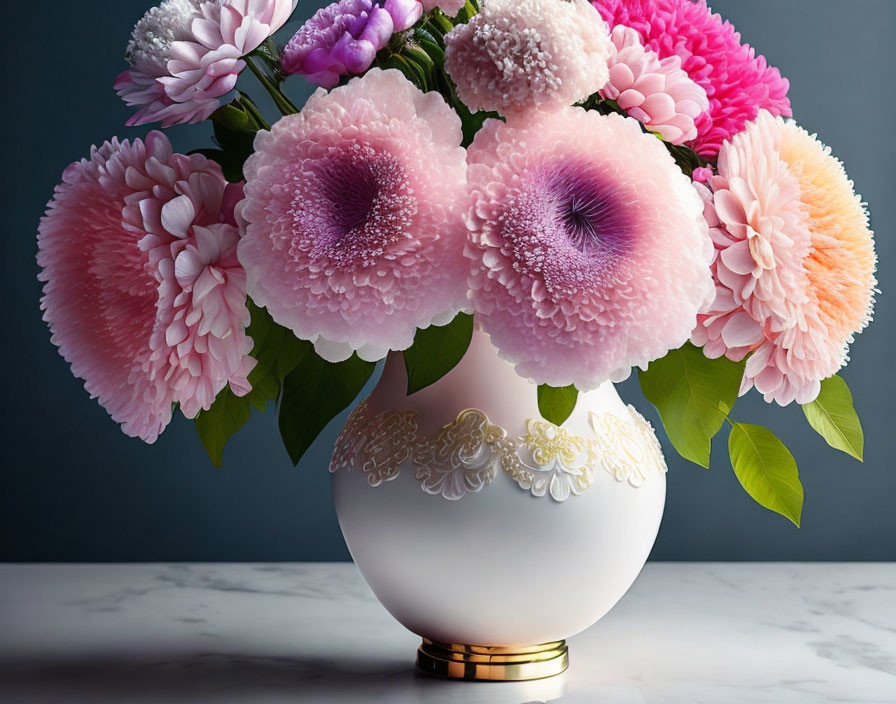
0, 563, 894, 703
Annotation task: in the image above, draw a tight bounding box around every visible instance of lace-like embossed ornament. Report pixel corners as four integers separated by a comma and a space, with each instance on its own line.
589, 406, 668, 487
331, 401, 666, 501
329, 400, 418, 486
412, 410, 511, 500
513, 420, 593, 501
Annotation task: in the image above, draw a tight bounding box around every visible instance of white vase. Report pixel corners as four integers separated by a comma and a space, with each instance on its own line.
330, 326, 666, 681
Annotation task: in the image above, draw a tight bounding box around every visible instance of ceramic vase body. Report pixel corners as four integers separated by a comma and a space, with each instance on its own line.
331, 327, 666, 675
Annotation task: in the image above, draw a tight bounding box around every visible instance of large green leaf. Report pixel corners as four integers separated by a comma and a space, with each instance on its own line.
243, 302, 309, 412
802, 375, 864, 461
278, 352, 376, 466
728, 422, 804, 527
194, 387, 252, 468
403, 313, 474, 395
192, 302, 308, 466
537, 385, 579, 426
638, 343, 745, 468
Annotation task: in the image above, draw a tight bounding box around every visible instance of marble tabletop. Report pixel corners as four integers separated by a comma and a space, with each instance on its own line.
0, 563, 893, 703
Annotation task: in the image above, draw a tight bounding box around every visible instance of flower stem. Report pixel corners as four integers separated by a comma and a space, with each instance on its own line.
238, 94, 271, 131
245, 56, 299, 116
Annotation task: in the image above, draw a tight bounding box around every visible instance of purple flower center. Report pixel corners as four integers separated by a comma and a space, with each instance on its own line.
291, 143, 418, 269
506, 159, 636, 296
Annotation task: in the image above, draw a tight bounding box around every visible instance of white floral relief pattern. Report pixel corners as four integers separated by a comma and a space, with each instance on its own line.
330, 401, 665, 500
329, 400, 418, 487
589, 405, 668, 487
412, 410, 513, 501
511, 420, 594, 502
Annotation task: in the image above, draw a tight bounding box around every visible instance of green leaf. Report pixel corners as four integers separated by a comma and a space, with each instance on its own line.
537, 385, 579, 426
728, 422, 804, 527
194, 387, 251, 468
278, 352, 376, 466
403, 313, 474, 395
802, 375, 864, 461
639, 343, 745, 468
243, 301, 310, 412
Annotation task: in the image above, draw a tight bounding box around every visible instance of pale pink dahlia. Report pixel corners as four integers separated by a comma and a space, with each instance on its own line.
693, 111, 877, 405
238, 68, 470, 362
466, 108, 714, 390
600, 25, 708, 145
444, 0, 612, 117
116, 0, 297, 127
420, 0, 464, 16
37, 132, 255, 442
592, 0, 791, 159
282, 0, 422, 87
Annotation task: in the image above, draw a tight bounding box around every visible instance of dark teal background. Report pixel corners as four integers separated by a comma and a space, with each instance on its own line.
2, 1, 893, 561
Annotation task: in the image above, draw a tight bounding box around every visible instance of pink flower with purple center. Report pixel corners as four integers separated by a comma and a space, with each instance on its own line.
37, 132, 256, 442
592, 0, 791, 159
238, 69, 470, 362
466, 108, 714, 390
282, 0, 423, 87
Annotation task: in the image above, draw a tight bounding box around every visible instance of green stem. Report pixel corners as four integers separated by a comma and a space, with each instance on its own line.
238, 93, 270, 131
246, 56, 299, 115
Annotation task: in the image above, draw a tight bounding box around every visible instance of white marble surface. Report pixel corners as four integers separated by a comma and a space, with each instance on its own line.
0, 563, 893, 703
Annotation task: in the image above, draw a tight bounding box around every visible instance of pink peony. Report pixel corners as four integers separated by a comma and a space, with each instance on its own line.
37, 132, 255, 442
465, 108, 714, 390
600, 25, 708, 145
592, 0, 791, 159
116, 0, 297, 127
693, 111, 877, 405
444, 0, 612, 117
238, 68, 470, 362
281, 0, 423, 87
420, 0, 464, 15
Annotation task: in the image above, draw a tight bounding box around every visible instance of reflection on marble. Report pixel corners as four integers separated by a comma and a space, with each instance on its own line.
0, 563, 894, 703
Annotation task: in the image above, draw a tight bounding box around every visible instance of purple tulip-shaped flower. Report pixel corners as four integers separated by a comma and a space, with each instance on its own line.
282, 0, 423, 87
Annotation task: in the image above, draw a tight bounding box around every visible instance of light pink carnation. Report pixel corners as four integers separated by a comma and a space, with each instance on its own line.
420, 0, 464, 16
238, 68, 470, 362
116, 0, 297, 127
444, 0, 612, 117
593, 0, 791, 159
600, 25, 708, 145
37, 132, 255, 442
693, 111, 877, 405
466, 108, 714, 390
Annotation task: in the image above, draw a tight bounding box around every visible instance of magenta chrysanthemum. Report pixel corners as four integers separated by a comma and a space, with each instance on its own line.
599, 25, 708, 145
592, 0, 791, 159
693, 111, 877, 405
281, 0, 423, 87
465, 108, 714, 389
37, 132, 255, 442
444, 0, 612, 117
238, 68, 470, 362
116, 0, 297, 127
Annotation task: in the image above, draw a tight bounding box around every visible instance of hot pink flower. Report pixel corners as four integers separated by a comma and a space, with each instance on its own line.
281, 0, 423, 87
693, 111, 877, 405
592, 0, 791, 159
238, 68, 470, 362
600, 25, 708, 145
444, 0, 612, 117
37, 132, 255, 442
466, 108, 714, 390
116, 0, 297, 127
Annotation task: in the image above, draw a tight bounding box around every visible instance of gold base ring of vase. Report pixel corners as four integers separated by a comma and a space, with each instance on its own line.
415, 638, 569, 681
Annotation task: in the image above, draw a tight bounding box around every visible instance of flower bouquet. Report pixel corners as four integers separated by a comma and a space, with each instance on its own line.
39, 0, 876, 582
